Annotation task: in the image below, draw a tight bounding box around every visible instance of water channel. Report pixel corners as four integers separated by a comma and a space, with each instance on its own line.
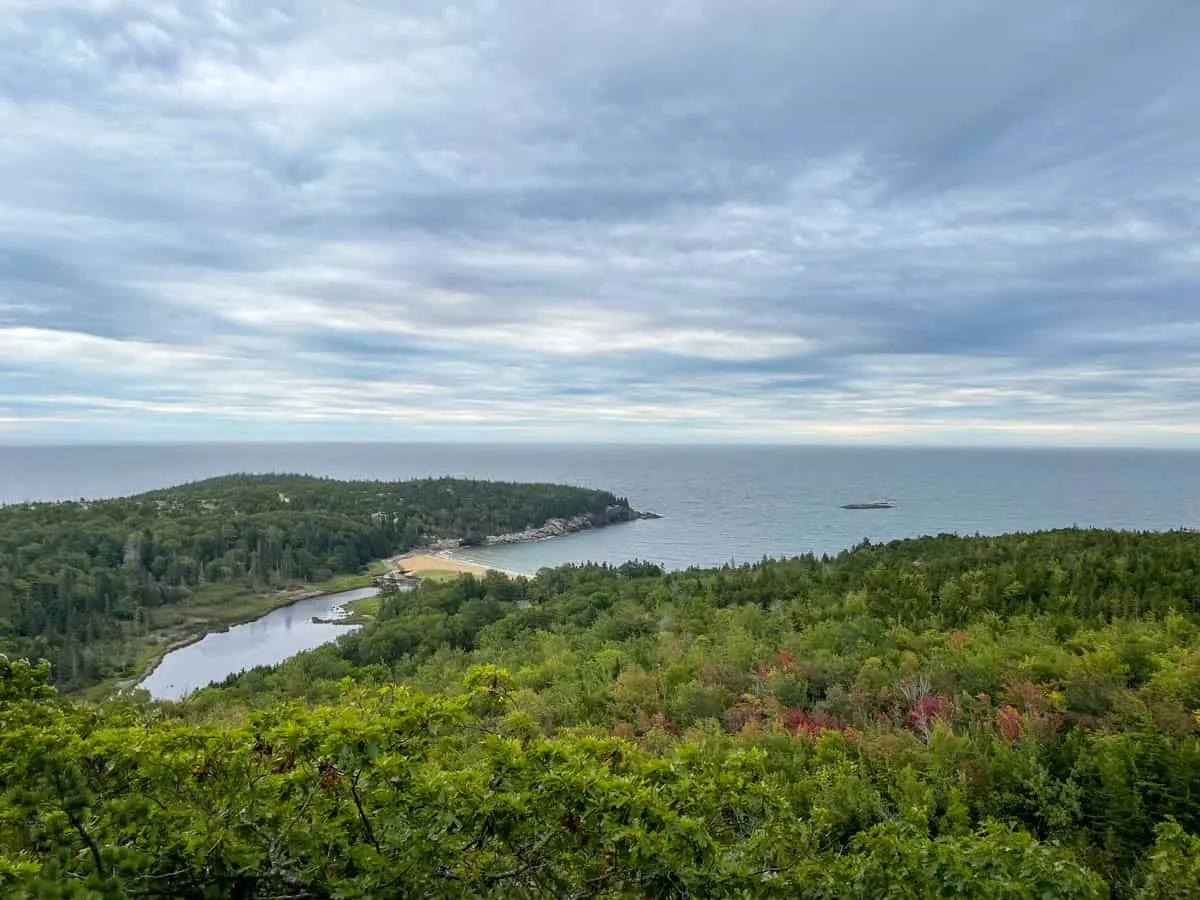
138, 587, 378, 701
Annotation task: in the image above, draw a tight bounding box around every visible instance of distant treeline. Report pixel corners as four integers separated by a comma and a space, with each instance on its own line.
0, 474, 619, 690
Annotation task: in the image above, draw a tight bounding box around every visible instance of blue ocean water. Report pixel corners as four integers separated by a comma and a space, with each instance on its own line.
2, 443, 1199, 574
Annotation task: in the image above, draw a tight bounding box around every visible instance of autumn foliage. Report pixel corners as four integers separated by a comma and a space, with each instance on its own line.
5, 525, 1200, 897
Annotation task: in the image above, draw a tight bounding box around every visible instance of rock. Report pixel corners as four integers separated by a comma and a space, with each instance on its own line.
411, 503, 662, 553
374, 570, 420, 588
481, 504, 661, 546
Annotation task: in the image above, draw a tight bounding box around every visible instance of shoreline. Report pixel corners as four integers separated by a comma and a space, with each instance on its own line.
124, 554, 511, 697
124, 553, 511, 696
388, 550, 524, 580
450, 505, 661, 550
402, 503, 661, 577
120, 510, 659, 698
116, 582, 378, 697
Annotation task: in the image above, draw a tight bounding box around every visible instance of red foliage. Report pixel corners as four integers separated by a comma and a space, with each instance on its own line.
995, 680, 1063, 739
995, 705, 1023, 742
784, 707, 845, 739
904, 694, 953, 735
753, 649, 798, 681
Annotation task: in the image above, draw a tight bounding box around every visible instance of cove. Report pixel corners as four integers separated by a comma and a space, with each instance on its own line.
138, 587, 378, 701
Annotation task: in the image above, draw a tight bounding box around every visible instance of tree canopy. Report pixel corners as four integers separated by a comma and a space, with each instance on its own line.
0, 475, 620, 691
4, 527, 1200, 895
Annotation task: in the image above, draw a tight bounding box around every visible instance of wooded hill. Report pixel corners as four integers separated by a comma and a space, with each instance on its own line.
0, 475, 622, 691
3, 527, 1200, 896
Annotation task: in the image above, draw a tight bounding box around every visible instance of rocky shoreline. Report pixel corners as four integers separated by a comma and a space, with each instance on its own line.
421, 502, 660, 551
376, 503, 661, 587
481, 503, 662, 547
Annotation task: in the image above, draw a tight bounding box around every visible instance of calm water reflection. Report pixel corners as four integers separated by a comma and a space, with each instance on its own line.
138, 587, 377, 701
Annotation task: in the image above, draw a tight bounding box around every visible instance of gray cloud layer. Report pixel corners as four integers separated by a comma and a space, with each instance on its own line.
2, 0, 1199, 443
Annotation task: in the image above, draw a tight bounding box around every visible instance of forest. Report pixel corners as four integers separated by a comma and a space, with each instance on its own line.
3, 526, 1200, 896
0, 475, 622, 691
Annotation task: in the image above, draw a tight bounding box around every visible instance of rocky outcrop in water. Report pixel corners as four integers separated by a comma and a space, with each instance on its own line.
483, 503, 661, 546
420, 503, 660, 552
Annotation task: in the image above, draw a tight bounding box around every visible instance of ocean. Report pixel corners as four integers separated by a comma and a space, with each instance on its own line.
2, 443, 1199, 574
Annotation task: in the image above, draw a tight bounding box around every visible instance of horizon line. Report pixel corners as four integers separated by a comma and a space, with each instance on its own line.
4, 439, 1200, 452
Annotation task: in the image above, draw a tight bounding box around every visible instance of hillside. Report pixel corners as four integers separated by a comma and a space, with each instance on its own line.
3, 528, 1200, 896
0, 475, 626, 691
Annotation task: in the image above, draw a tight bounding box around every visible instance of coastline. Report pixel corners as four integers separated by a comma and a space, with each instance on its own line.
383, 505, 660, 582
386, 554, 523, 580
118, 508, 657, 698
462, 505, 661, 549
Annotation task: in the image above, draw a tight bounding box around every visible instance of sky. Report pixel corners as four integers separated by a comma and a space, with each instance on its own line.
1, 0, 1199, 446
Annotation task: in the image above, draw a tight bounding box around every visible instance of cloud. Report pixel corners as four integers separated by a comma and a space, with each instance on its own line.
1, 0, 1199, 444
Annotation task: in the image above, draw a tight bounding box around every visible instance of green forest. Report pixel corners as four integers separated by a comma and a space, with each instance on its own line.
0, 475, 622, 691
3, 524, 1200, 897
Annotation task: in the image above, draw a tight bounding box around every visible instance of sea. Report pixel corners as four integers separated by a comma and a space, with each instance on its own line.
3, 443, 1200, 574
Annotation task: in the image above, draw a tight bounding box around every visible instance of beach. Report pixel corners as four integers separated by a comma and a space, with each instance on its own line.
391, 553, 508, 579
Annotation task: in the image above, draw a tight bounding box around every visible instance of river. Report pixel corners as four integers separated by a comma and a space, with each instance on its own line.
138, 587, 377, 701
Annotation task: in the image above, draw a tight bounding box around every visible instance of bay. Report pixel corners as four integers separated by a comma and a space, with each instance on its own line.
2, 444, 1199, 574
8, 443, 1200, 695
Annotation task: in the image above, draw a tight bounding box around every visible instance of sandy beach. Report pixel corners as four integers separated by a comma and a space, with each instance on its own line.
391, 553, 503, 578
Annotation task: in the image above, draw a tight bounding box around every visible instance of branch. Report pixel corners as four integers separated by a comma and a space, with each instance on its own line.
480, 822, 562, 883
64, 807, 106, 879
349, 771, 381, 853
238, 811, 311, 893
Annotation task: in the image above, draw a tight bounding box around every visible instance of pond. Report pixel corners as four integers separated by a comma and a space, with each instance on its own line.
137, 587, 378, 701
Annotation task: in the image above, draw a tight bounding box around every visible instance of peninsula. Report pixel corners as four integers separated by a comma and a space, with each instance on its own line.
0, 474, 650, 692
379, 501, 662, 585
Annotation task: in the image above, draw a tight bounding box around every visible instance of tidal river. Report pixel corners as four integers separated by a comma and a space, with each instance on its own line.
138, 587, 378, 701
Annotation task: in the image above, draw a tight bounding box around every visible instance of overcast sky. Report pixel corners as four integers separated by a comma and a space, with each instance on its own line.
2, 0, 1199, 445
